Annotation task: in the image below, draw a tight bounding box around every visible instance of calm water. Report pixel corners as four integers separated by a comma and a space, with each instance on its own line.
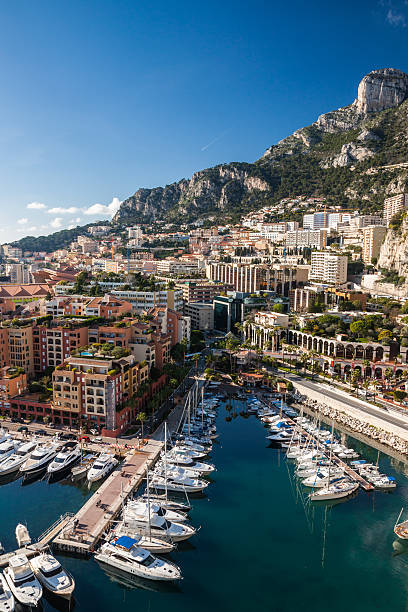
3, 399, 408, 611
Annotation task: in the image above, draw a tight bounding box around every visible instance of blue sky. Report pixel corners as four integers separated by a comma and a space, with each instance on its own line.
1, 0, 408, 241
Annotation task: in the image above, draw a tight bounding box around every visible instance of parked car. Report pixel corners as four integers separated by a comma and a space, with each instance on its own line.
59, 433, 77, 441
35, 429, 47, 436
78, 435, 90, 442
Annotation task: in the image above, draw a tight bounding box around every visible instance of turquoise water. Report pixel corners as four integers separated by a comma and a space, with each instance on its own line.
3, 399, 408, 611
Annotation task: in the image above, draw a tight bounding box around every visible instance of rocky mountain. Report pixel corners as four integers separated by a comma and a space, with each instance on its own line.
113, 68, 408, 225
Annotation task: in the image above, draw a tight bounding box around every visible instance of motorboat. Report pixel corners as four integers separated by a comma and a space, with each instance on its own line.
120, 509, 195, 541
368, 475, 396, 490
155, 462, 211, 480
125, 500, 187, 523
0, 572, 14, 612
0, 438, 18, 465
139, 493, 191, 513
94, 536, 181, 581
0, 441, 37, 476
302, 472, 345, 488
149, 474, 208, 493
4, 554, 42, 607
47, 442, 81, 475
71, 453, 95, 480
15, 524, 31, 548
113, 523, 176, 553
309, 479, 359, 501
87, 453, 118, 482
20, 442, 59, 474
30, 553, 75, 600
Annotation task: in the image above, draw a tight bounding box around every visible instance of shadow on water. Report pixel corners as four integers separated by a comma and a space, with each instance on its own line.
43, 590, 76, 612
95, 561, 182, 594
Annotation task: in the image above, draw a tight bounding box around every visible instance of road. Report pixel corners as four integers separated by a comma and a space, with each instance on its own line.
285, 373, 408, 433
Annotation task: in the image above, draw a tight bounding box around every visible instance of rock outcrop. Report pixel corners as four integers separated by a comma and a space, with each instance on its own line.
353, 68, 408, 114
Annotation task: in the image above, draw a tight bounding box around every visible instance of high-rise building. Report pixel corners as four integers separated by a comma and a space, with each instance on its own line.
310, 252, 348, 284
362, 225, 387, 264
383, 193, 408, 226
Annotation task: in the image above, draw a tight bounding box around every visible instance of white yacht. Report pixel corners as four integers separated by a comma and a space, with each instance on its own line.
0, 572, 14, 612
164, 459, 215, 475
4, 555, 42, 608
139, 493, 191, 513
302, 472, 345, 488
150, 473, 208, 493
125, 500, 187, 523
87, 453, 118, 482
113, 524, 176, 553
47, 443, 81, 475
0, 438, 18, 465
30, 553, 75, 600
0, 441, 37, 476
20, 442, 59, 474
95, 536, 181, 581
15, 524, 31, 548
121, 508, 195, 542
155, 463, 207, 481
309, 479, 359, 501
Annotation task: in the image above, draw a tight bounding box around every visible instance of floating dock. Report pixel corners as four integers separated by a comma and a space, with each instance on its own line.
53, 439, 163, 555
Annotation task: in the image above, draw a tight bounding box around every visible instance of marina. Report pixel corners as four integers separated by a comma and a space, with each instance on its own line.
0, 393, 407, 609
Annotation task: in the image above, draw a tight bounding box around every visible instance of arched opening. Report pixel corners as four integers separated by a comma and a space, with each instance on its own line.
336, 343, 344, 358
365, 346, 374, 361
375, 346, 384, 361
374, 367, 383, 379
355, 345, 364, 360
345, 345, 354, 360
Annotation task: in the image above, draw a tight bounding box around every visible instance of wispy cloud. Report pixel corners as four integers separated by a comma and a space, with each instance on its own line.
386, 7, 407, 25
27, 201, 46, 210
201, 129, 230, 152
47, 206, 80, 215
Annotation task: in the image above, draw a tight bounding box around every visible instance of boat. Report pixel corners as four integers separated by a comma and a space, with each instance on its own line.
30, 553, 75, 600
164, 459, 215, 476
15, 524, 31, 548
149, 473, 208, 493
47, 442, 81, 475
4, 554, 42, 607
71, 454, 95, 481
125, 500, 187, 523
302, 470, 345, 488
94, 536, 181, 581
140, 493, 191, 513
0, 439, 18, 465
87, 453, 118, 482
394, 508, 408, 539
0, 573, 14, 612
121, 509, 195, 542
309, 479, 359, 501
0, 441, 37, 476
112, 524, 175, 553
20, 442, 60, 474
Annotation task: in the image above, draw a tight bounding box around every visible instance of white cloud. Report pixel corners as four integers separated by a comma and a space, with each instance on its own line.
27, 201, 46, 210
17, 226, 38, 233
75, 217, 81, 223
50, 217, 63, 229
17, 217, 28, 225
84, 197, 121, 217
386, 8, 406, 26
47, 206, 79, 215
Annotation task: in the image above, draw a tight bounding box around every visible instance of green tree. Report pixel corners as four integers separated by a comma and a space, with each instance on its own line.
136, 412, 147, 439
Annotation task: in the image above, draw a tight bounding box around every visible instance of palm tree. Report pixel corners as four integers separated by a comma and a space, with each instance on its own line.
136, 412, 147, 442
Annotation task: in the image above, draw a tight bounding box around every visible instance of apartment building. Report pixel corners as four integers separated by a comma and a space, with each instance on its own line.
7, 325, 34, 378
244, 311, 289, 350
184, 302, 214, 331
310, 252, 348, 284
110, 289, 183, 313
383, 193, 408, 226
5, 264, 32, 284
33, 323, 89, 373
285, 229, 325, 249
176, 281, 232, 303
52, 354, 147, 430
46, 295, 133, 318
206, 263, 306, 296
362, 225, 387, 264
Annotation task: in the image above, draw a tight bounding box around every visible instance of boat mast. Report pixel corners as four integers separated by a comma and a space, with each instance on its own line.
146, 468, 152, 541
164, 421, 168, 502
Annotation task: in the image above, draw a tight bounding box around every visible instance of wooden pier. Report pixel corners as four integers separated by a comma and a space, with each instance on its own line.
52, 439, 163, 555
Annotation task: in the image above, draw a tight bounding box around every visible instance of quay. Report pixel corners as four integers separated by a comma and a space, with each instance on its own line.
52, 439, 163, 555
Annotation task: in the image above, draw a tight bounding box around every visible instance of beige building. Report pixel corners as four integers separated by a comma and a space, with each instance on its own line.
310, 252, 348, 284
362, 225, 387, 264
383, 193, 408, 227
7, 326, 34, 378
183, 302, 214, 331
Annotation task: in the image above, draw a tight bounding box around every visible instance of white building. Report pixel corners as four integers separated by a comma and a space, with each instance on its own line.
383, 193, 408, 227
286, 229, 324, 249
310, 252, 348, 284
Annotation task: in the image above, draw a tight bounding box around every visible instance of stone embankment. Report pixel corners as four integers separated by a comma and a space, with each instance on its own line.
300, 396, 408, 456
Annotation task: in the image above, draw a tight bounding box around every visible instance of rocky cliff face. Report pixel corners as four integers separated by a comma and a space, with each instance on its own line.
378, 218, 408, 276
109, 68, 408, 225
353, 68, 408, 114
